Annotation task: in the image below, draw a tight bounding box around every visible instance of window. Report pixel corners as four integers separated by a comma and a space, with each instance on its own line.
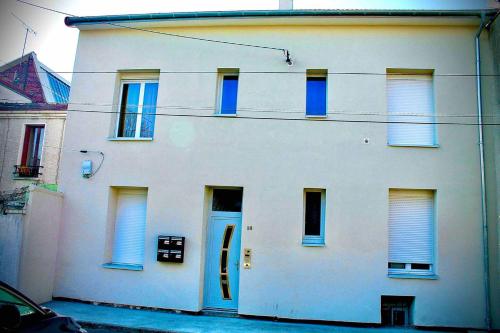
303, 189, 326, 246
306, 70, 327, 117
14, 125, 44, 178
387, 71, 436, 146
388, 189, 435, 276
381, 296, 414, 326
110, 189, 148, 267
117, 80, 158, 138
218, 73, 239, 115
212, 188, 243, 212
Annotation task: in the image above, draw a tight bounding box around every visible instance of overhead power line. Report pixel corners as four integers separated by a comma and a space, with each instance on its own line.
10, 2, 500, 76
1, 69, 499, 77
16, 0, 290, 56
1, 98, 499, 119
5, 107, 497, 126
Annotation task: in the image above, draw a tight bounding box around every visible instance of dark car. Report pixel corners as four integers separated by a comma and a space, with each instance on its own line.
0, 281, 86, 332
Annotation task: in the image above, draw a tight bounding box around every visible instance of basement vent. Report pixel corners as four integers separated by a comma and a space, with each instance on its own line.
381, 296, 414, 326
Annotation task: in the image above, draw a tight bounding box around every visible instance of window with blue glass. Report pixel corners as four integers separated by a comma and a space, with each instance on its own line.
306, 75, 327, 117
117, 80, 158, 138
219, 75, 239, 115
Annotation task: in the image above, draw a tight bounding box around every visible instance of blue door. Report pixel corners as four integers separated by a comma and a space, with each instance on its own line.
204, 211, 242, 310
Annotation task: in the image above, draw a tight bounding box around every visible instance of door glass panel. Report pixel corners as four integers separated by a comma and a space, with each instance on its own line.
220, 225, 234, 300
212, 189, 243, 212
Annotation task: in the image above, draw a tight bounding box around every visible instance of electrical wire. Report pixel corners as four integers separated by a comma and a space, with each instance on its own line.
6, 107, 497, 125
15, 1, 500, 77
16, 0, 287, 53
1, 98, 498, 118
2, 70, 499, 77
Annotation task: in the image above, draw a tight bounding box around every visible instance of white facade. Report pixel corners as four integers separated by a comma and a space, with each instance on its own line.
55, 12, 491, 329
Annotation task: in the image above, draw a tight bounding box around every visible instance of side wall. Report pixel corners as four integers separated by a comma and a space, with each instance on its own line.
0, 213, 23, 287
0, 111, 66, 191
17, 187, 63, 303
481, 16, 500, 329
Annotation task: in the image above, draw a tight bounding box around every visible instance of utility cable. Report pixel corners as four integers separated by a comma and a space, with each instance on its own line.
1, 98, 498, 118
4, 107, 497, 126
16, 0, 290, 55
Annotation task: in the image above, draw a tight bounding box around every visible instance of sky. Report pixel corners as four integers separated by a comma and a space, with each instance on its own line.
0, 0, 492, 82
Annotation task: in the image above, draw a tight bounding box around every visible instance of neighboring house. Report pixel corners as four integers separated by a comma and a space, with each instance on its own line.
56, 7, 498, 330
0, 52, 69, 191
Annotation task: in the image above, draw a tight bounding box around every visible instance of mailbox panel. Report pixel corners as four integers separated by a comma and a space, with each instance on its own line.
157, 236, 185, 263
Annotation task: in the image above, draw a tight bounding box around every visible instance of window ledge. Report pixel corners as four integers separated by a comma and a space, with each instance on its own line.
305, 115, 328, 119
302, 242, 325, 247
215, 113, 237, 117
388, 273, 438, 280
13, 177, 40, 180
102, 263, 143, 271
302, 238, 325, 247
387, 143, 440, 148
107, 137, 153, 142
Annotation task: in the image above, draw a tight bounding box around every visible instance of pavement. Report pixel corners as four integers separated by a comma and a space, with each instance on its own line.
44, 300, 459, 333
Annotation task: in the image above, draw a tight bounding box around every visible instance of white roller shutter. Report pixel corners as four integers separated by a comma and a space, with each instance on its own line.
112, 189, 147, 265
389, 189, 434, 265
387, 74, 435, 146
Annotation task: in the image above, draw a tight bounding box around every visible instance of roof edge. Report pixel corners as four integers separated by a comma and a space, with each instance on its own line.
65, 9, 499, 27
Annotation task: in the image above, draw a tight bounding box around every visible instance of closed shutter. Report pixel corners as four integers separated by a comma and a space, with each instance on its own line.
388, 190, 434, 265
112, 189, 147, 265
387, 74, 435, 146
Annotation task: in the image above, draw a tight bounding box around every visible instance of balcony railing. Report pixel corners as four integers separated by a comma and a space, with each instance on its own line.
13, 165, 43, 178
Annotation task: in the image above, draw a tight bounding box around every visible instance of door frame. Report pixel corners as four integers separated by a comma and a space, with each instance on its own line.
202, 188, 243, 311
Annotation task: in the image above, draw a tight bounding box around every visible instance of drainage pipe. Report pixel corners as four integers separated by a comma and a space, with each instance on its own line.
475, 12, 490, 331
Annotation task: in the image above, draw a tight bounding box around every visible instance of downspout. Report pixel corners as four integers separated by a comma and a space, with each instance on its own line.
475, 12, 490, 331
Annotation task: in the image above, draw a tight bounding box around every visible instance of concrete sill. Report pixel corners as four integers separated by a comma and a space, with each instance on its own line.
102, 263, 143, 271
107, 137, 153, 142
305, 115, 328, 119
13, 177, 40, 180
215, 113, 237, 117
302, 239, 325, 247
387, 143, 440, 148
388, 273, 438, 280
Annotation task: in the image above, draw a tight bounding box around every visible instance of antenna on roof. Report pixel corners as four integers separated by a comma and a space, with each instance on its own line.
11, 13, 37, 89
11, 12, 37, 60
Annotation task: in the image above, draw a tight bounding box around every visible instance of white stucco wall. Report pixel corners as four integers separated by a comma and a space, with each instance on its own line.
55, 18, 487, 328
17, 186, 63, 303
0, 186, 63, 303
0, 111, 66, 191
0, 213, 23, 287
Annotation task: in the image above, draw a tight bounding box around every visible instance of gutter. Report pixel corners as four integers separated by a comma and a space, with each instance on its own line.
475, 10, 498, 331
64, 9, 498, 27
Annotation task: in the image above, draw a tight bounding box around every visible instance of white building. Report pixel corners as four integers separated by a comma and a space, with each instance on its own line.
55, 8, 498, 329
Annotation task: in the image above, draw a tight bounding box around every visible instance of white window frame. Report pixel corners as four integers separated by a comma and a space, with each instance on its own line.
17, 123, 46, 167
386, 72, 437, 147
388, 189, 436, 278
305, 72, 328, 118
302, 188, 326, 246
216, 72, 239, 116
388, 262, 434, 276
115, 79, 158, 138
